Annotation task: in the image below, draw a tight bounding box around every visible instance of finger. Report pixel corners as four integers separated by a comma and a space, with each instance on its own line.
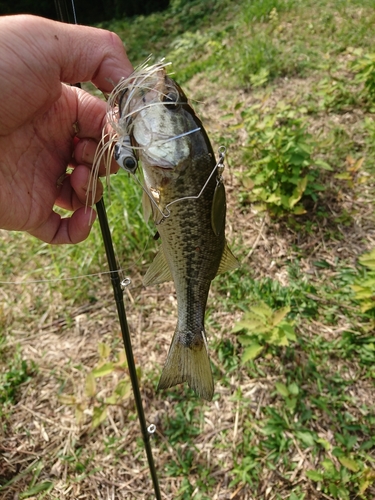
49, 18, 134, 91
70, 165, 104, 206
56, 167, 103, 209
66, 87, 108, 141
28, 207, 96, 244
73, 138, 120, 176
75, 138, 120, 176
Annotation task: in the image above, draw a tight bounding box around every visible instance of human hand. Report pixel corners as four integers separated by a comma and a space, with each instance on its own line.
0, 15, 133, 244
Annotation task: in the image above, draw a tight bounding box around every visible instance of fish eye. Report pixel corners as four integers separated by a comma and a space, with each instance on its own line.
162, 92, 179, 109
123, 156, 137, 173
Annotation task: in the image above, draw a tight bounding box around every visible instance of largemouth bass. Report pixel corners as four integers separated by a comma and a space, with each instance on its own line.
102, 61, 238, 400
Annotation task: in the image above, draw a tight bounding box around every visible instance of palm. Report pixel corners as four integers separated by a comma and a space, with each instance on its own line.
0, 84, 109, 243
0, 87, 77, 230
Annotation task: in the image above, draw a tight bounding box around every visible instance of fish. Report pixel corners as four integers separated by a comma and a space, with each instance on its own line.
94, 60, 238, 400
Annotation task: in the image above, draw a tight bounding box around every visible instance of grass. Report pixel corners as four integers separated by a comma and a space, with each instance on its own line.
1, 0, 375, 498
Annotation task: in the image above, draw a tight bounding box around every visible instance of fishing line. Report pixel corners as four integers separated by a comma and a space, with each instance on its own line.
126, 145, 226, 225
54, 2, 162, 499
0, 270, 133, 286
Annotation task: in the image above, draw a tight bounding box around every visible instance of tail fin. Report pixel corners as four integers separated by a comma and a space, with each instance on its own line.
157, 330, 214, 401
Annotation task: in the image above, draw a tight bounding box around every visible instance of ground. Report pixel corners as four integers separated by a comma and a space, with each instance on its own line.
1, 5, 375, 498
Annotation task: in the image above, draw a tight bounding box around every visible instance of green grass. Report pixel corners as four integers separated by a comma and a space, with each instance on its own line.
1, 0, 375, 498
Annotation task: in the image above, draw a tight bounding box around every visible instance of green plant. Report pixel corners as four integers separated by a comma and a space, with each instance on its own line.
59, 343, 133, 429
233, 301, 297, 362
239, 104, 325, 214
0, 347, 36, 406
352, 52, 375, 103
307, 452, 375, 499
352, 248, 375, 314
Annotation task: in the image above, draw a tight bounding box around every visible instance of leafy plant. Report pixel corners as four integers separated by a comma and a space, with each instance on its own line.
59, 343, 133, 429
352, 248, 375, 313
233, 301, 297, 362
239, 104, 325, 214
307, 453, 375, 499
352, 51, 375, 103
0, 348, 36, 406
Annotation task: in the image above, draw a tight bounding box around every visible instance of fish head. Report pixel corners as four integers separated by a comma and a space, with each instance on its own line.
118, 68, 204, 183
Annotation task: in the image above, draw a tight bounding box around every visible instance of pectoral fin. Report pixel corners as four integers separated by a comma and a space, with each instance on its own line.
142, 190, 153, 223
217, 242, 239, 275
143, 246, 173, 286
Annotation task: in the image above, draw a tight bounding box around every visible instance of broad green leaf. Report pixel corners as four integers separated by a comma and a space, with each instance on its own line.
306, 470, 323, 481
334, 172, 352, 180
116, 350, 127, 367
98, 342, 111, 359
266, 328, 281, 344
359, 248, 375, 270
85, 372, 96, 398
242, 343, 264, 362
275, 382, 289, 397
282, 324, 297, 341
289, 493, 301, 500
274, 329, 289, 346
58, 395, 76, 405
271, 306, 290, 326
249, 303, 273, 318
359, 479, 371, 495
105, 394, 118, 405
316, 438, 331, 451
359, 468, 375, 494
267, 193, 281, 204
296, 431, 315, 447
232, 318, 264, 333
91, 362, 115, 378
115, 379, 132, 399
322, 459, 335, 472
285, 397, 297, 411
75, 405, 85, 425
328, 484, 339, 497
237, 335, 257, 346
292, 205, 306, 215
288, 382, 299, 396
289, 176, 307, 208
315, 159, 333, 170
339, 456, 360, 472
361, 301, 375, 312
91, 406, 107, 429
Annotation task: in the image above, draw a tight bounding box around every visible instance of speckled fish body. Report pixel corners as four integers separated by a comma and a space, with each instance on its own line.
115, 62, 237, 400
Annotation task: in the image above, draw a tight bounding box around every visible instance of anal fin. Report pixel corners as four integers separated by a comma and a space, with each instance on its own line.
217, 241, 239, 275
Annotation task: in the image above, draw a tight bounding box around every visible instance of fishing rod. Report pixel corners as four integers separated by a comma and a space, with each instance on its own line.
53, 2, 162, 498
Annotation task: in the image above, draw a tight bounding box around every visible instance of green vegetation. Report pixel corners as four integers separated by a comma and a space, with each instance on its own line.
1, 0, 375, 498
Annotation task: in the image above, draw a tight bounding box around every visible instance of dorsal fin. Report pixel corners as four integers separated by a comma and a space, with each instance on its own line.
143, 245, 173, 286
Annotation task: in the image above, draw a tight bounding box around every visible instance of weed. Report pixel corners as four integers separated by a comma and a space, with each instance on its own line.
59, 343, 133, 429
239, 103, 325, 215
352, 248, 375, 315
233, 301, 297, 362
0, 347, 36, 406
352, 51, 375, 105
